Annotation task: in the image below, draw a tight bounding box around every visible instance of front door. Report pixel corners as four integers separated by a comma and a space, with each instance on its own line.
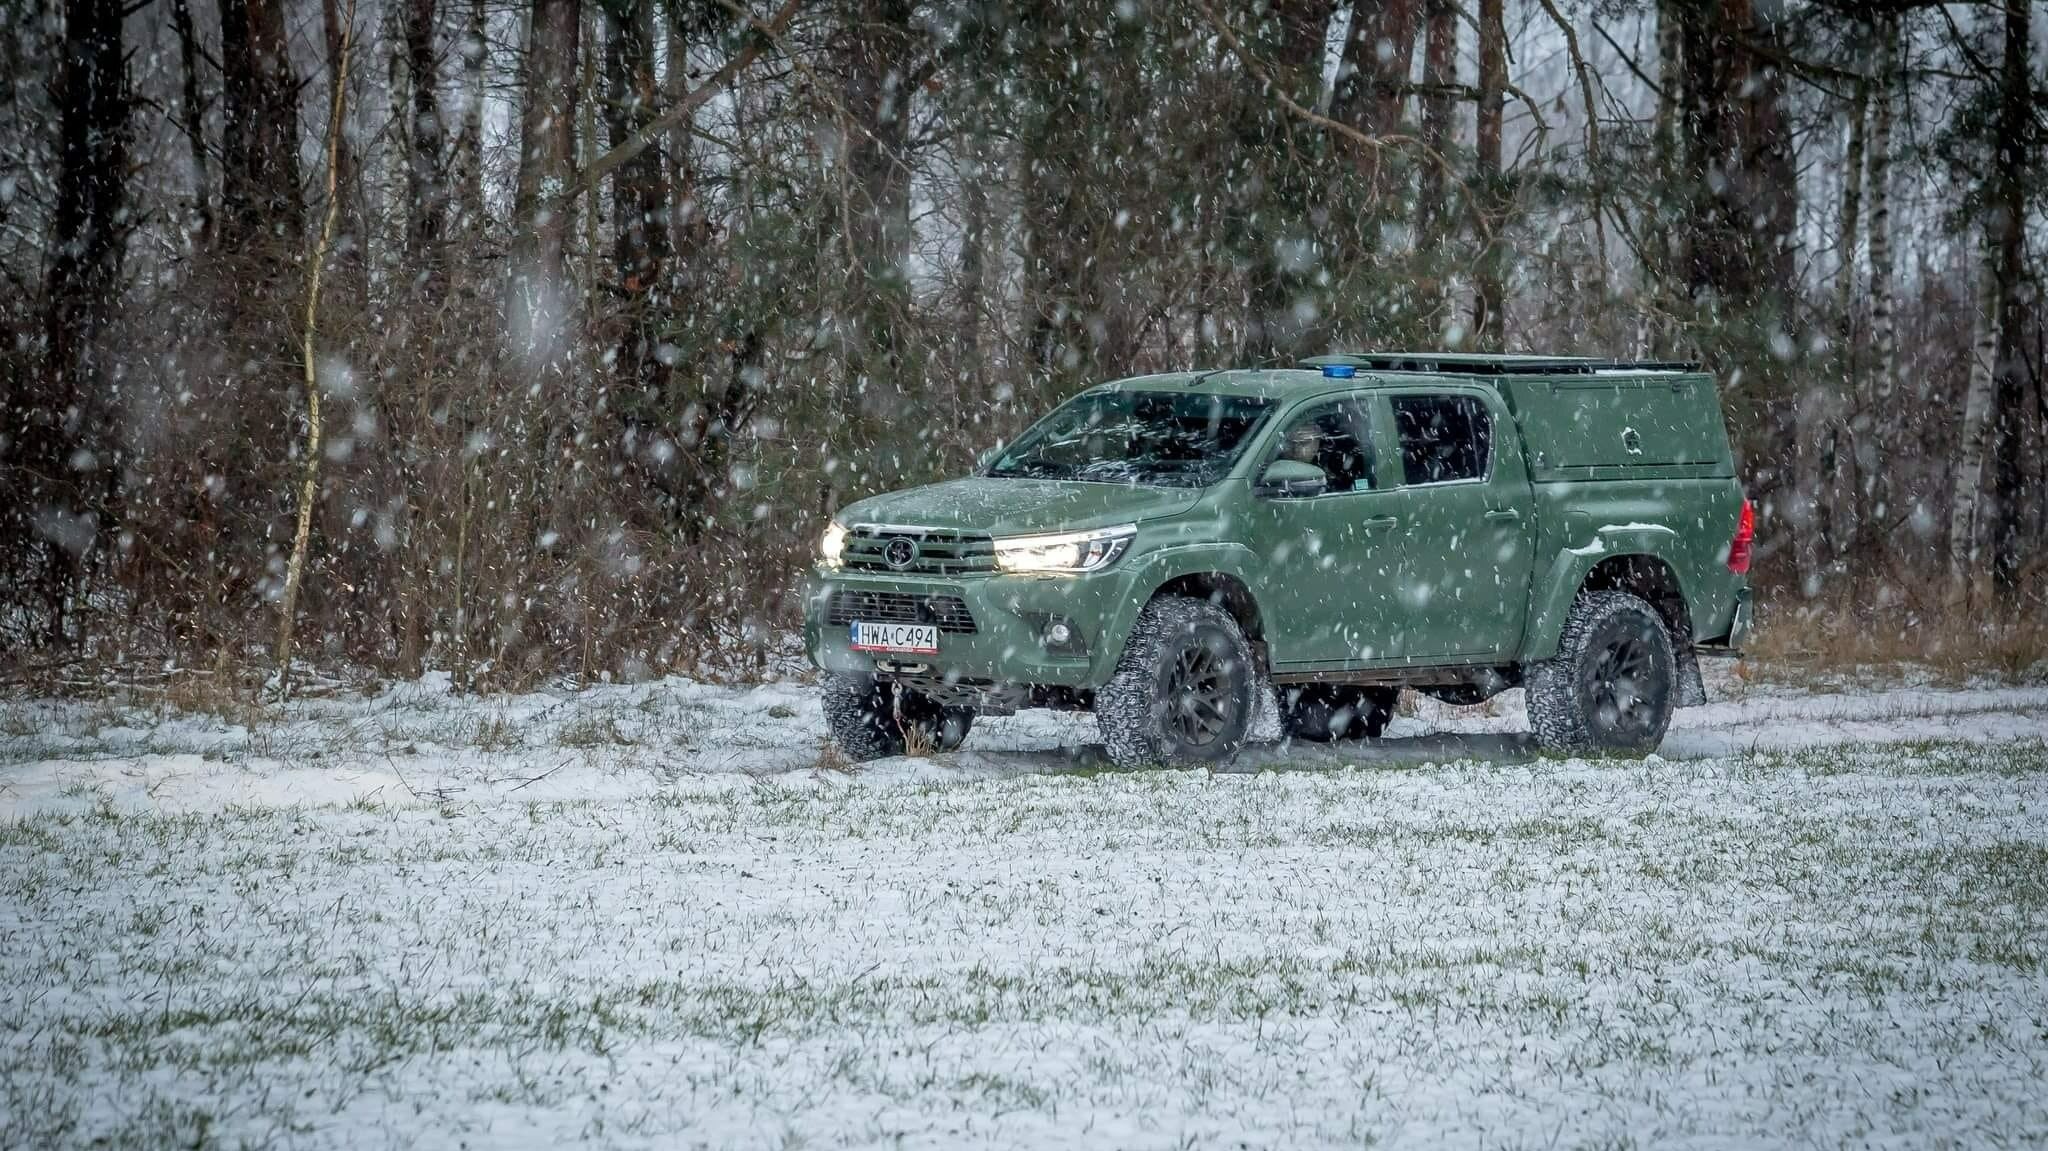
1241, 396, 1404, 666
1379, 389, 1535, 660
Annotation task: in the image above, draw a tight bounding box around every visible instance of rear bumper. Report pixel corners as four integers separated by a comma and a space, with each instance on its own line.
803, 565, 1138, 688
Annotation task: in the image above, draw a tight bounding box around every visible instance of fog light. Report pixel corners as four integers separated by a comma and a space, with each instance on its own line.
1047, 622, 1072, 644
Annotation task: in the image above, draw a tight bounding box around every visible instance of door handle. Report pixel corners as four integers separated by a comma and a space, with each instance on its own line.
1484, 507, 1523, 523
1362, 515, 1400, 531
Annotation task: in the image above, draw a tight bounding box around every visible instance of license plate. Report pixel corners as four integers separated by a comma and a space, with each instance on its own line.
849, 621, 939, 654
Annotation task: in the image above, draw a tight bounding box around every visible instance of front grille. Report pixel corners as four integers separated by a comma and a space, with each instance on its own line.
825, 590, 978, 634
843, 527, 996, 576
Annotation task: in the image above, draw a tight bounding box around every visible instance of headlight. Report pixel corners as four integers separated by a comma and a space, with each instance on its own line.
819, 521, 848, 566
994, 525, 1136, 575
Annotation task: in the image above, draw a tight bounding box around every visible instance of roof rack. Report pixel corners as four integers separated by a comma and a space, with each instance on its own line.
1301, 352, 1702, 376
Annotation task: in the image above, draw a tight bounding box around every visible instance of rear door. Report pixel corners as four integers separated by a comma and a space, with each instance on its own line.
1378, 388, 1535, 661
1240, 395, 1404, 666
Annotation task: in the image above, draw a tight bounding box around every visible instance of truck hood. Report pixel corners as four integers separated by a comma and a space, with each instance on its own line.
837, 478, 1203, 537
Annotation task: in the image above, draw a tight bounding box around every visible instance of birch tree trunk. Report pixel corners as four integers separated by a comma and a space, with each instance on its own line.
1826, 78, 1867, 559
277, 0, 356, 695
1948, 252, 2001, 606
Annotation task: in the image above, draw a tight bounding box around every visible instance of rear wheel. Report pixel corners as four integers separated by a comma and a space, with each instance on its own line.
1281, 684, 1397, 742
1096, 596, 1256, 768
821, 674, 974, 761
1525, 590, 1675, 757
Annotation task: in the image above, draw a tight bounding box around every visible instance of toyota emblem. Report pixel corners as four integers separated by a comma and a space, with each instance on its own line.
883, 536, 918, 570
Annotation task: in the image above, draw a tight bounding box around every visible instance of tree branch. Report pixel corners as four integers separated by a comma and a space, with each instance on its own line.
1195, 0, 1452, 179
560, 0, 802, 208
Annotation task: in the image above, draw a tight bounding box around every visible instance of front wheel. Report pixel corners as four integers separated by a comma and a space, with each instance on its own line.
1524, 590, 1676, 757
1095, 596, 1257, 768
821, 674, 974, 761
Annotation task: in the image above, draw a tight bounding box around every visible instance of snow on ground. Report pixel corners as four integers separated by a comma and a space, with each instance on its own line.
4, 661, 2047, 815
3, 666, 2047, 1148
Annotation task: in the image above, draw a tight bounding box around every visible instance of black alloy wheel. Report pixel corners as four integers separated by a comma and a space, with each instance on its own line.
1524, 589, 1677, 757
1159, 638, 1237, 750
1096, 596, 1256, 768
1581, 623, 1666, 746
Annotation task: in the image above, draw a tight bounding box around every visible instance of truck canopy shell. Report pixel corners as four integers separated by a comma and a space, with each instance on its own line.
1303, 354, 1736, 481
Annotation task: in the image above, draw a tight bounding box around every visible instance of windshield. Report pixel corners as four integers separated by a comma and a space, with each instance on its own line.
985, 389, 1274, 487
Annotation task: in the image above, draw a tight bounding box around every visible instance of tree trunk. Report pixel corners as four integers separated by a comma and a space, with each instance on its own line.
959, 131, 989, 377
666, 9, 707, 284
1416, 0, 1455, 326
1241, 0, 1339, 364
169, 0, 212, 243
9, 0, 128, 645
1333, 0, 1416, 183
218, 0, 304, 249
578, 6, 601, 315
322, 0, 368, 305
842, 0, 916, 395
1471, 0, 1506, 349
451, 0, 486, 235
1833, 80, 1867, 354
1828, 76, 1867, 558
1863, 12, 1898, 537
507, 0, 582, 368
605, 0, 673, 448
1988, 0, 2033, 593
1949, 252, 2001, 604
403, 0, 448, 265
278, 0, 357, 694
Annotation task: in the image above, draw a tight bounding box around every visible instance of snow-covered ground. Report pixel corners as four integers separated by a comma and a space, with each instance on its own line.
4, 667, 2047, 1147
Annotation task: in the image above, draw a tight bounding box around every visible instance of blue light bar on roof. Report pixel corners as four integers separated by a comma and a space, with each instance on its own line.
1321, 363, 1357, 379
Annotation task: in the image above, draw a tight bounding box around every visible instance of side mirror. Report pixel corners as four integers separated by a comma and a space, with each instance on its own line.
1258, 459, 1328, 498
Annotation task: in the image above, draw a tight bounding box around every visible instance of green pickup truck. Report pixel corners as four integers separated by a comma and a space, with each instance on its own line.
804, 353, 1754, 766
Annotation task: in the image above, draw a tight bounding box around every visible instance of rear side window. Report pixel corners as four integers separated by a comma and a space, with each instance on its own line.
1391, 395, 1491, 484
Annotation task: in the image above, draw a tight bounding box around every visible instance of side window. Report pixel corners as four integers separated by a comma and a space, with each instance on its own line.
1269, 399, 1377, 493
1391, 394, 1491, 484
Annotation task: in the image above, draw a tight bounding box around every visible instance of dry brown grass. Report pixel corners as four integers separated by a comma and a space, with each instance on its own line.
1744, 580, 2048, 685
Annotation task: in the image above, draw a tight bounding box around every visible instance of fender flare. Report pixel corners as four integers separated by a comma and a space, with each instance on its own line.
1090, 543, 1266, 677
1522, 524, 1691, 663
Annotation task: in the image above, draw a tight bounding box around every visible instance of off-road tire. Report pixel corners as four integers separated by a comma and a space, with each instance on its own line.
1524, 590, 1676, 758
1281, 684, 1398, 741
821, 674, 974, 761
1095, 596, 1257, 768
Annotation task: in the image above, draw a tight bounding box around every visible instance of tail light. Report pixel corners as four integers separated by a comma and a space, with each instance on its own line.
1726, 498, 1755, 575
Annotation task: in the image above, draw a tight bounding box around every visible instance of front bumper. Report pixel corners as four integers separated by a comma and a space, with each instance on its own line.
803, 565, 1138, 688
